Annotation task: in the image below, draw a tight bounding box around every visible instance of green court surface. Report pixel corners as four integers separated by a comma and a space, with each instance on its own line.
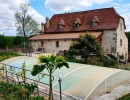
1, 56, 130, 100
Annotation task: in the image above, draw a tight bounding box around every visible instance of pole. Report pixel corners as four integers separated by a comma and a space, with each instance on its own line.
58, 79, 62, 100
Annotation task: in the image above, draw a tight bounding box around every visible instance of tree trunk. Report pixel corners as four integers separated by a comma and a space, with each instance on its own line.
85, 56, 88, 63
49, 73, 53, 100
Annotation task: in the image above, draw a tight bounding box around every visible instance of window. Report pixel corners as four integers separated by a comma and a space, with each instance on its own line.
74, 23, 78, 28
58, 22, 63, 30
92, 18, 97, 27
56, 41, 59, 47
74, 20, 79, 29
58, 24, 63, 30
92, 21, 97, 27
111, 47, 116, 53
120, 39, 122, 46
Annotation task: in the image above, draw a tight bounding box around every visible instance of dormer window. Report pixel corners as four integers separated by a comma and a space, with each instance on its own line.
92, 16, 99, 27
58, 20, 65, 30
58, 23, 63, 29
74, 18, 81, 29
74, 21, 79, 29
92, 19, 97, 27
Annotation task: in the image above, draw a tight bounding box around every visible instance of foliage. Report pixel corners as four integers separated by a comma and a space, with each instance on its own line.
0, 81, 38, 100
0, 35, 6, 48
31, 54, 69, 100
65, 53, 76, 60
0, 64, 6, 81
117, 93, 130, 100
126, 31, 130, 52
0, 35, 25, 49
32, 96, 44, 100
119, 55, 124, 60
87, 56, 118, 68
0, 52, 20, 62
68, 32, 101, 62
87, 56, 104, 66
67, 59, 86, 64
22, 61, 27, 83
15, 3, 40, 39
0, 81, 29, 100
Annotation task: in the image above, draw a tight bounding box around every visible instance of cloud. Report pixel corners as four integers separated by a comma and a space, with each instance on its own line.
112, 3, 130, 31
0, 0, 45, 36
112, 3, 130, 13
122, 13, 130, 32
45, 0, 113, 12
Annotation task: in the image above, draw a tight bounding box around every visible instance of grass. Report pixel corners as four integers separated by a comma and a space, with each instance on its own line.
117, 93, 130, 100
0, 52, 20, 62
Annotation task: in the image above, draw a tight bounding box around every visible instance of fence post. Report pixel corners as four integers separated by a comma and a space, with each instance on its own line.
5, 65, 9, 83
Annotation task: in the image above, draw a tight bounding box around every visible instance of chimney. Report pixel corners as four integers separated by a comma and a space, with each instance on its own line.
46, 17, 49, 28
41, 22, 44, 34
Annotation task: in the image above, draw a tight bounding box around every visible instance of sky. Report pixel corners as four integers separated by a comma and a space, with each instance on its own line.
0, 0, 130, 36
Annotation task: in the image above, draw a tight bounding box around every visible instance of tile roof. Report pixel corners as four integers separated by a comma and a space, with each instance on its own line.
75, 18, 81, 24
59, 20, 65, 25
44, 7, 125, 33
29, 32, 102, 40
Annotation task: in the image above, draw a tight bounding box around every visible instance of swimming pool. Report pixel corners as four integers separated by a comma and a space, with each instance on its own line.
1, 56, 130, 100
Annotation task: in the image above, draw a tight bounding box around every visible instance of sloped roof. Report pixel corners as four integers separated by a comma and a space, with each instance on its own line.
44, 7, 125, 33
29, 32, 102, 40
75, 18, 81, 24
59, 20, 65, 25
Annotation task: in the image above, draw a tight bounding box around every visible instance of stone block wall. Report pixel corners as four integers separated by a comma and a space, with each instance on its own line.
116, 18, 128, 60
101, 30, 117, 56
31, 39, 73, 54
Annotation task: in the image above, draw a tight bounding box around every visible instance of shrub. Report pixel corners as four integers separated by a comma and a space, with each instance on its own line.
0, 52, 20, 62
0, 81, 38, 100
87, 56, 118, 68
32, 96, 44, 100
67, 59, 85, 64
119, 55, 124, 60
87, 56, 104, 66
65, 54, 76, 60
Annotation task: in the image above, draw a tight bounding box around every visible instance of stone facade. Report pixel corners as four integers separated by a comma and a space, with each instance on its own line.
31, 39, 73, 53
116, 19, 128, 60
102, 30, 117, 56
101, 18, 128, 60
30, 8, 128, 60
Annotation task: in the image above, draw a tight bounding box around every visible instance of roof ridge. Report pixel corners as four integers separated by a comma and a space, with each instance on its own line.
53, 7, 114, 16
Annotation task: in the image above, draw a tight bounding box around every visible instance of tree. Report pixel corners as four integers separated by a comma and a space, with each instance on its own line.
126, 31, 130, 52
15, 3, 40, 40
68, 32, 101, 63
15, 3, 40, 55
0, 35, 5, 49
31, 54, 69, 100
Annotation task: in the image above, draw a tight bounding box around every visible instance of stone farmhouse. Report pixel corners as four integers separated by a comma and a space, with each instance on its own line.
29, 7, 128, 60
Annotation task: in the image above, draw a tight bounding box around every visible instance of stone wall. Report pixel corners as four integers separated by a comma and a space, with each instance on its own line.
101, 18, 128, 60
101, 30, 117, 56
116, 18, 128, 60
31, 39, 73, 54
31, 41, 42, 52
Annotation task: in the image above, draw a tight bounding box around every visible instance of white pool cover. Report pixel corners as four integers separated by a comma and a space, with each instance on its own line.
1, 56, 130, 100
